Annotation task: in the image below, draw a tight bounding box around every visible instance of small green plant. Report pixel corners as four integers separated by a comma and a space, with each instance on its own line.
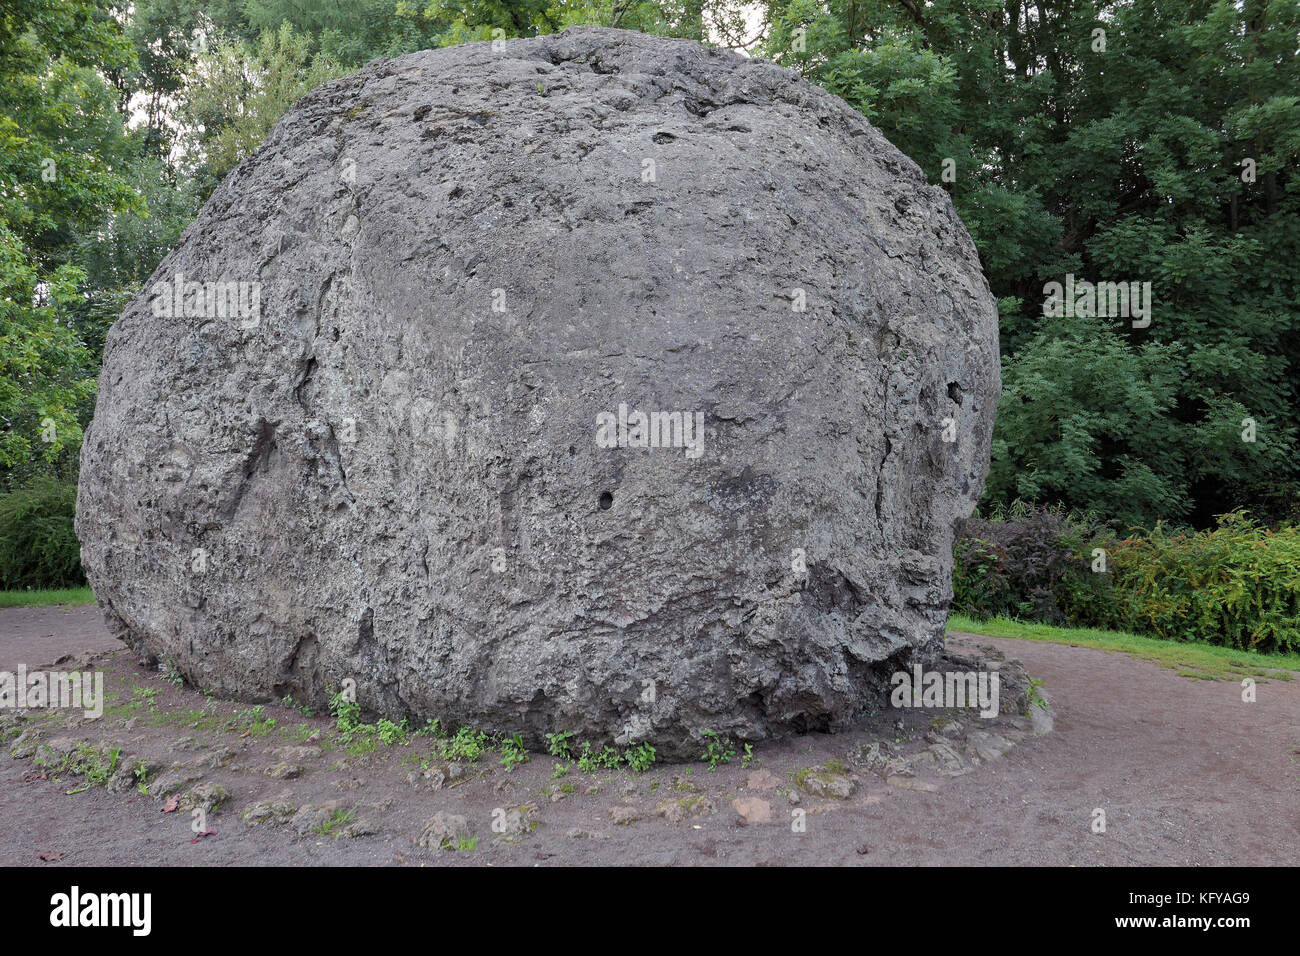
545, 730, 575, 759
328, 691, 363, 737
230, 705, 277, 737
456, 835, 478, 851
414, 717, 445, 738
37, 742, 120, 793
376, 717, 410, 746
1027, 677, 1048, 712
741, 743, 756, 769
499, 734, 529, 770
575, 742, 623, 774
134, 760, 150, 795
701, 731, 735, 771
624, 742, 656, 773
437, 726, 488, 763
280, 694, 314, 717
313, 807, 356, 836
552, 761, 570, 779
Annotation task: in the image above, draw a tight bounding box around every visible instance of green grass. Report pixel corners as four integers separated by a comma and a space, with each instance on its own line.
0, 586, 94, 608
948, 613, 1300, 681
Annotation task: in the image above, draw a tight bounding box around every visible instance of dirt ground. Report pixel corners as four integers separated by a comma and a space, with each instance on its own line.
2, 605, 1298, 866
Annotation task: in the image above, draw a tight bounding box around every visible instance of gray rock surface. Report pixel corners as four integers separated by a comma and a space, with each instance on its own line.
76, 26, 999, 758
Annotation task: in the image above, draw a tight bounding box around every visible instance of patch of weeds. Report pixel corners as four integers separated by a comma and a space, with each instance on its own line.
134, 760, 150, 795
455, 835, 478, 851
313, 807, 356, 837
576, 742, 622, 773
624, 742, 656, 773
414, 718, 445, 738
545, 730, 575, 759
344, 736, 380, 757
37, 742, 120, 793
741, 743, 757, 769
328, 692, 390, 754
160, 660, 184, 687
291, 723, 318, 743
280, 694, 314, 717
229, 705, 277, 737
176, 707, 223, 731
1027, 677, 1048, 712
329, 692, 365, 737
376, 717, 410, 746
552, 762, 570, 779
701, 731, 735, 771
499, 734, 529, 770
436, 727, 489, 763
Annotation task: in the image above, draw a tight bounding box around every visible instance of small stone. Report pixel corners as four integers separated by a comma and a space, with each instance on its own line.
491, 804, 538, 845
150, 764, 204, 798
654, 796, 715, 823
919, 740, 969, 777
265, 761, 304, 780
180, 782, 230, 813
417, 811, 471, 850
340, 819, 380, 839
291, 800, 350, 836
796, 763, 857, 799
965, 730, 1013, 763
608, 805, 639, 826
732, 797, 772, 825
1030, 702, 1054, 736
105, 760, 141, 794
856, 742, 891, 774
242, 800, 297, 828
205, 747, 234, 770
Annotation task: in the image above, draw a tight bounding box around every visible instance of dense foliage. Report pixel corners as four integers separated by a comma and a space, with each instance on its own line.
0, 478, 83, 588
954, 508, 1300, 654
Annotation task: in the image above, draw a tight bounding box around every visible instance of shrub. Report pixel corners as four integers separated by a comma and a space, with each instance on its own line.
0, 479, 84, 589
1108, 514, 1300, 654
952, 503, 1116, 624
954, 507, 1300, 655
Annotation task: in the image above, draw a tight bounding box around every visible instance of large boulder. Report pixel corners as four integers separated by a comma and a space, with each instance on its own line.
76, 26, 999, 757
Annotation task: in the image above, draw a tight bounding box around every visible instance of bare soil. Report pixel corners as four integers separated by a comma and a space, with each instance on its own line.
2, 606, 1297, 866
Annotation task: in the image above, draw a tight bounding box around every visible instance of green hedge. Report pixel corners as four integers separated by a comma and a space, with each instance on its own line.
1106, 514, 1300, 654
0, 479, 85, 590
953, 508, 1300, 655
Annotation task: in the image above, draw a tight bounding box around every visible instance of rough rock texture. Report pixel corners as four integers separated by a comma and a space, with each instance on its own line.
76, 26, 999, 757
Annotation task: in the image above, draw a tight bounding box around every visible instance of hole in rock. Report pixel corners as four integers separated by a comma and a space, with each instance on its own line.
598, 491, 614, 510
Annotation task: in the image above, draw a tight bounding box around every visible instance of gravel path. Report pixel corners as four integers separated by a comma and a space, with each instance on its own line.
2, 606, 1296, 865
